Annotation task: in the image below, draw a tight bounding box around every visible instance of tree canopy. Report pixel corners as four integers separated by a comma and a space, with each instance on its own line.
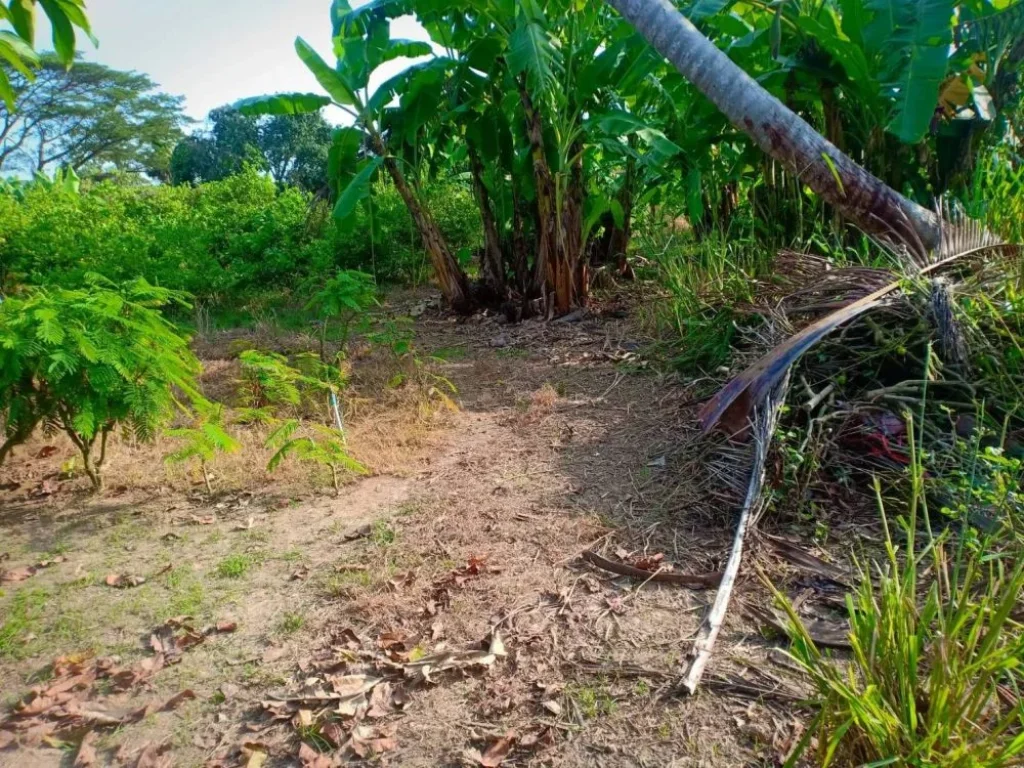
0, 56, 189, 179
170, 107, 333, 192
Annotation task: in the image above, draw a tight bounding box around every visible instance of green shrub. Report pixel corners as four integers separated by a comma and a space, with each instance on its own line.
0, 169, 481, 308
164, 405, 241, 494
265, 420, 367, 496
0, 276, 201, 490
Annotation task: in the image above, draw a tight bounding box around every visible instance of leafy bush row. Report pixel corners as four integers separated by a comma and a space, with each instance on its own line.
0, 166, 481, 306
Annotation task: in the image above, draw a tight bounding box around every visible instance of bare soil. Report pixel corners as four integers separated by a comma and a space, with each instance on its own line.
0, 291, 831, 767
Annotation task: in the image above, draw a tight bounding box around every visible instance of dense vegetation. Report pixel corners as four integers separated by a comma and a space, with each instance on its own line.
0, 167, 481, 307
1, 0, 1024, 764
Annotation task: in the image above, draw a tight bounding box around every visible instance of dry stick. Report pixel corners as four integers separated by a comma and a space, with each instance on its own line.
679, 373, 791, 696
581, 550, 722, 589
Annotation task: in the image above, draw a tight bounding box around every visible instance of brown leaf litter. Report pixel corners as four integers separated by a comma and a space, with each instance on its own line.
242, 629, 511, 766
0, 617, 235, 753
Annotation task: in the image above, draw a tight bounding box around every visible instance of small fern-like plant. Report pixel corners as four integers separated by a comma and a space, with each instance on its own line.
304, 270, 377, 363
0, 276, 200, 491
265, 420, 367, 496
237, 350, 325, 413
164, 405, 241, 494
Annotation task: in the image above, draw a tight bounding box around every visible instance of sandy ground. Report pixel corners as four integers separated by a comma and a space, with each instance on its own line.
0, 291, 834, 767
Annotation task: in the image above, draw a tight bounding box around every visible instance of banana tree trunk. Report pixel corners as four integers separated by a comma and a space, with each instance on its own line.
468, 142, 508, 300
371, 134, 472, 312
557, 141, 587, 313
511, 183, 531, 294
518, 80, 559, 311
605, 0, 941, 254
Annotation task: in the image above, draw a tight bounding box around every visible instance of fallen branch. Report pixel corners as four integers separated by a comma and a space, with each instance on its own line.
680, 374, 791, 695
581, 550, 721, 589
745, 604, 852, 650
764, 535, 852, 587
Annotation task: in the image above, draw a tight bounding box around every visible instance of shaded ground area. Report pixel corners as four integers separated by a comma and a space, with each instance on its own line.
0, 292, 839, 767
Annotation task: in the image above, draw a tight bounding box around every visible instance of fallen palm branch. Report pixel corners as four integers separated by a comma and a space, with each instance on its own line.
581, 550, 722, 588
679, 373, 790, 695
699, 219, 1021, 434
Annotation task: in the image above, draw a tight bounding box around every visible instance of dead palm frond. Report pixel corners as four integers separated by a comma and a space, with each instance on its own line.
699, 205, 1022, 434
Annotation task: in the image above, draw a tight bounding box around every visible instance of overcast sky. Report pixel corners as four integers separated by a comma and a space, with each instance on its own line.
35, 0, 429, 125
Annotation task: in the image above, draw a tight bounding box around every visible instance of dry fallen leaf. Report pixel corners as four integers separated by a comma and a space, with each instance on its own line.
298, 743, 333, 768
73, 731, 98, 768
542, 700, 561, 716
633, 553, 666, 571
478, 730, 517, 767
320, 721, 346, 749
347, 724, 397, 758
105, 573, 146, 589
241, 742, 269, 768
1, 566, 37, 584
329, 674, 381, 697
366, 682, 394, 718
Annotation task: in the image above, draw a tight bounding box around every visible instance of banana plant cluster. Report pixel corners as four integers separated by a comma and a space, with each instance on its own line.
238, 0, 1022, 315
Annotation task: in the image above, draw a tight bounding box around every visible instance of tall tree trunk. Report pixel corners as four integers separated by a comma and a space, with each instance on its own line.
605, 0, 942, 255
467, 142, 507, 300
370, 133, 472, 312
518, 80, 559, 310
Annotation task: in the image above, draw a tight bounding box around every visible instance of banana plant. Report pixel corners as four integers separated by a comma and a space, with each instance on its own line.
0, 0, 96, 109
236, 0, 473, 312
411, 0, 684, 314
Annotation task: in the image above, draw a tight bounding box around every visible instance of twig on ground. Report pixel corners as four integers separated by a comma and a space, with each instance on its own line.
581, 550, 722, 589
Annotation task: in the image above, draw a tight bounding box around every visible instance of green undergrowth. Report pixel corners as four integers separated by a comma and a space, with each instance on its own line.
770, 425, 1024, 767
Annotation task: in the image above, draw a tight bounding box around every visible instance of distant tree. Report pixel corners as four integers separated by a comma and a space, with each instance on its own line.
260, 112, 332, 192
169, 106, 265, 185
0, 56, 188, 179
168, 134, 220, 185
170, 107, 331, 191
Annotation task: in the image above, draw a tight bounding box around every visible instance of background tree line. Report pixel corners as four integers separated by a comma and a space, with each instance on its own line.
0, 56, 337, 192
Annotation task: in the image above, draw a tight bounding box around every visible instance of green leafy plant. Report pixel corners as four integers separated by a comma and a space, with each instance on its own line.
265, 419, 367, 496
769, 428, 1024, 767
235, 0, 473, 310
304, 269, 377, 362
164, 405, 241, 494
0, 0, 96, 109
0, 276, 200, 491
302, 269, 377, 437
237, 350, 317, 412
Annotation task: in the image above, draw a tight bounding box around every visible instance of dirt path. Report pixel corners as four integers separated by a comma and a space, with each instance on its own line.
0, 299, 798, 767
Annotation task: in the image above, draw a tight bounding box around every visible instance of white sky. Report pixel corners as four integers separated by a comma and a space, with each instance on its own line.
34, 0, 431, 125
